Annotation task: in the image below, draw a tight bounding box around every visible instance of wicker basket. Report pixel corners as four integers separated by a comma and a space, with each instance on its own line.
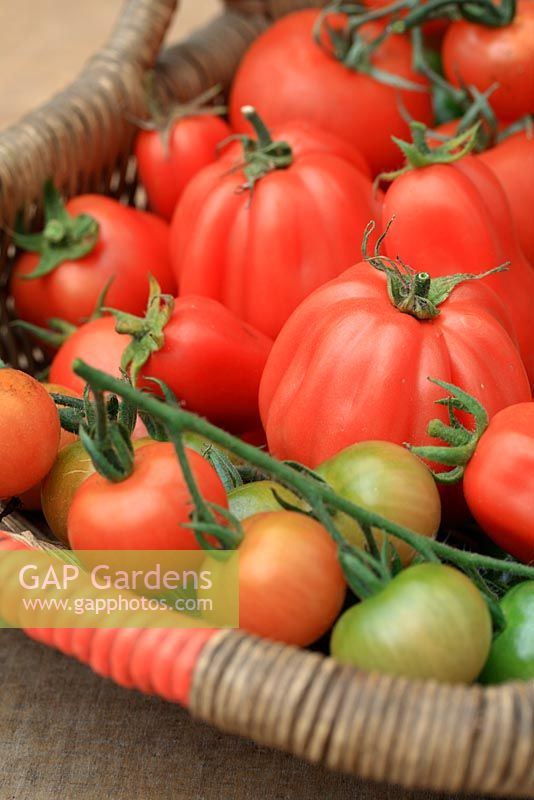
0, 1, 532, 796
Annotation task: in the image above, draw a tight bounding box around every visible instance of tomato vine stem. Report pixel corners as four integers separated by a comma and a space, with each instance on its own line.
72, 361, 534, 583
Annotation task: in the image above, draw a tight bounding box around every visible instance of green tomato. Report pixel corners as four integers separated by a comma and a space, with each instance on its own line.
479, 582, 534, 684
316, 441, 441, 564
331, 564, 492, 684
228, 480, 305, 521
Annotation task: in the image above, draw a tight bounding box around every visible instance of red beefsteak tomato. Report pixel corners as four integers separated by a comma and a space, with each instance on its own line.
172, 110, 381, 338
260, 250, 530, 468
229, 9, 432, 175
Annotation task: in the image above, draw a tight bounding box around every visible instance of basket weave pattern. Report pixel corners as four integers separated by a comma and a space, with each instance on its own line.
0, 2, 532, 796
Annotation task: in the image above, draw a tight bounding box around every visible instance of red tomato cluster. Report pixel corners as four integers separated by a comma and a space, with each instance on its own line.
3, 2, 534, 686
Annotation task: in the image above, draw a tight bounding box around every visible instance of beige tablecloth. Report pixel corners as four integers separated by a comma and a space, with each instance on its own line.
0, 629, 492, 800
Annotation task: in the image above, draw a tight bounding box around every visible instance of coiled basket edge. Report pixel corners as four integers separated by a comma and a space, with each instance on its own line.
0, 1, 532, 796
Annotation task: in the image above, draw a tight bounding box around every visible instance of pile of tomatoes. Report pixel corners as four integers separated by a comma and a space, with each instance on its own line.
2, 0, 534, 687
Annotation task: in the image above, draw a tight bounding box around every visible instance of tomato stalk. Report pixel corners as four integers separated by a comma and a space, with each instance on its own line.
14, 181, 100, 279
72, 360, 534, 586
395, 0, 516, 30
313, 2, 428, 93
363, 219, 508, 320
221, 106, 293, 195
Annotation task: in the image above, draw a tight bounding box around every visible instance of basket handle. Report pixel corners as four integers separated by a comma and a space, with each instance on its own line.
0, 0, 178, 234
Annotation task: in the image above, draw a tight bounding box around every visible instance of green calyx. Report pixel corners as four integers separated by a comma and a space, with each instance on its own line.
394, 0, 516, 31
108, 275, 174, 385
407, 379, 489, 483
14, 180, 100, 279
376, 120, 481, 186
314, 2, 428, 93
225, 106, 293, 195
363, 219, 508, 321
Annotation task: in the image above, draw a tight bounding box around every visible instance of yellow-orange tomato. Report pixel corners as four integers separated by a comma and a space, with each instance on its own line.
0, 369, 60, 499
206, 511, 346, 647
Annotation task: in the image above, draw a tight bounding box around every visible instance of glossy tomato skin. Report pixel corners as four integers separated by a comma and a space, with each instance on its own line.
316, 442, 441, 564
137, 296, 272, 434
172, 122, 380, 339
11, 195, 176, 328
382, 157, 534, 386
20, 383, 81, 511
206, 511, 346, 647
479, 582, 534, 684
331, 564, 492, 683
49, 316, 130, 395
259, 262, 531, 468
0, 370, 60, 498
135, 115, 231, 221
479, 132, 534, 267
229, 10, 432, 176
463, 403, 534, 563
228, 480, 306, 520
442, 0, 534, 122
68, 442, 227, 551
42, 437, 153, 545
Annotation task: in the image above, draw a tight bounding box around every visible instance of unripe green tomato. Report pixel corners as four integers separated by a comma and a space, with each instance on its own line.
316, 441, 441, 564
331, 564, 492, 684
479, 581, 534, 684
228, 480, 306, 521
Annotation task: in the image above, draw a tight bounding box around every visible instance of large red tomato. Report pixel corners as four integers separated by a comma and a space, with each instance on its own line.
381, 156, 534, 387
479, 131, 534, 267
259, 259, 530, 468
442, 0, 534, 122
135, 114, 231, 221
229, 10, 432, 176
172, 113, 381, 339
12, 193, 175, 329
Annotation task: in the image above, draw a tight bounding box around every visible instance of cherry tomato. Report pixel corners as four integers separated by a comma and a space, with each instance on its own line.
331, 564, 492, 683
12, 194, 176, 329
228, 480, 306, 520
204, 511, 346, 647
68, 442, 227, 551
443, 0, 534, 122
463, 402, 534, 563
0, 369, 60, 498
316, 442, 441, 564
135, 114, 231, 221
42, 437, 153, 545
229, 10, 432, 175
20, 383, 80, 511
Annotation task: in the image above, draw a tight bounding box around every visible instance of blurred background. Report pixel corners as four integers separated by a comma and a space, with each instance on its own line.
1, 0, 219, 129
